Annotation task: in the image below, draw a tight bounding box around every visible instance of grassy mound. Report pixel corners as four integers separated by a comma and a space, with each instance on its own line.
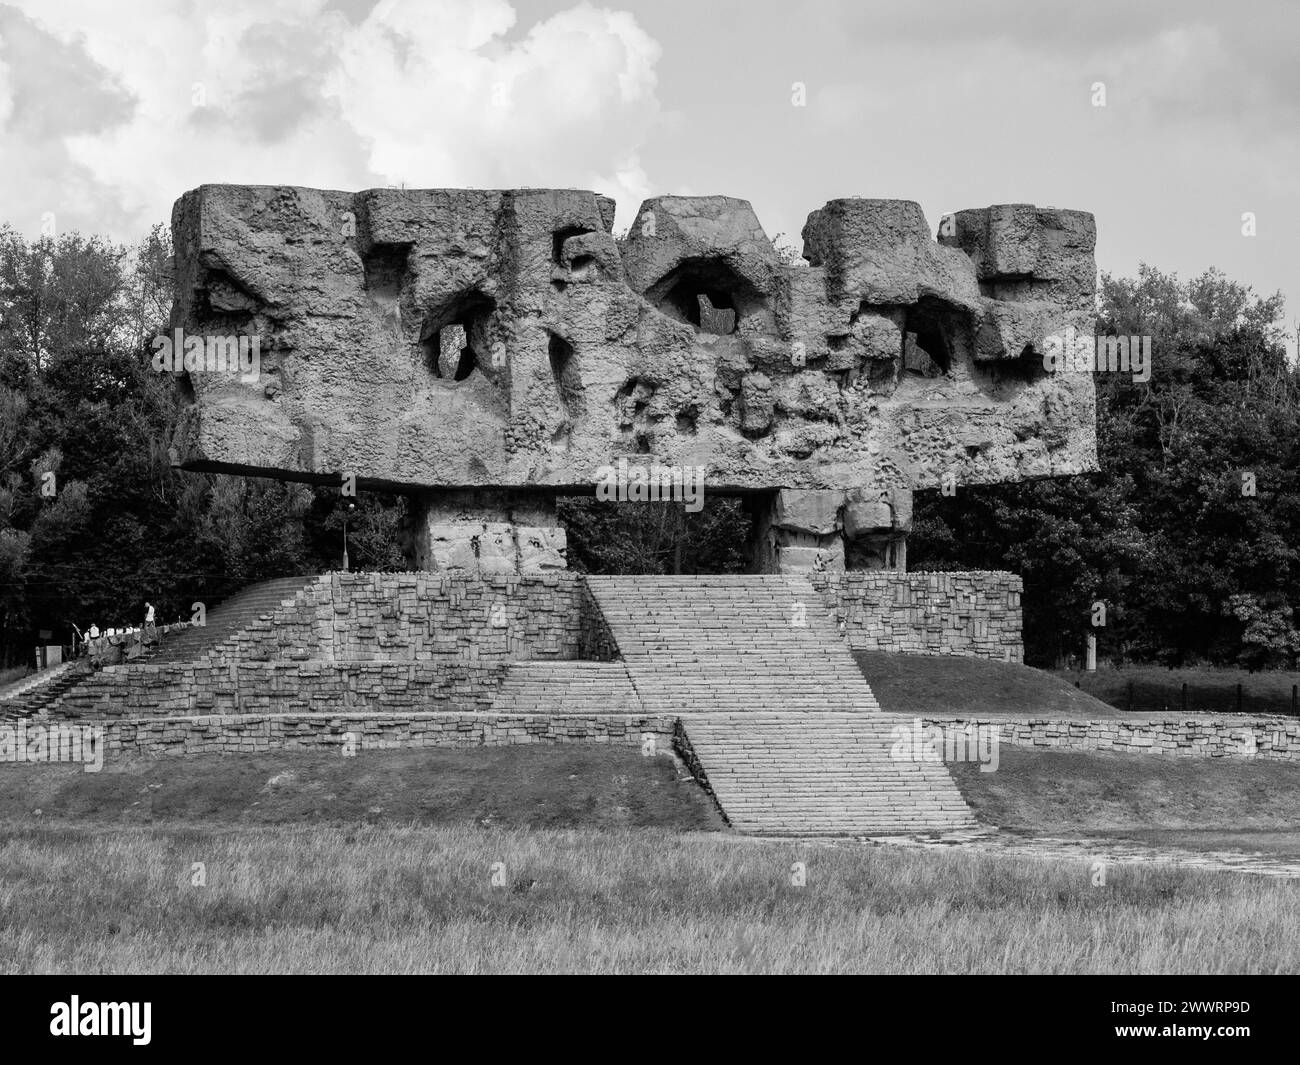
952, 747, 1300, 852
0, 747, 725, 831
855, 651, 1121, 717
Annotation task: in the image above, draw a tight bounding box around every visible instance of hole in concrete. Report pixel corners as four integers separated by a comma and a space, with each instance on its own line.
645, 257, 764, 335
548, 332, 572, 382
974, 343, 1049, 391
552, 226, 594, 265
547, 332, 582, 423
419, 291, 497, 383
363, 243, 410, 301
1011, 344, 1049, 383
197, 268, 263, 323
902, 296, 973, 377
615, 377, 657, 429
903, 334, 945, 378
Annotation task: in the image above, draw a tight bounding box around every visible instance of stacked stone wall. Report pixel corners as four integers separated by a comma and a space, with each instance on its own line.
813, 571, 1023, 661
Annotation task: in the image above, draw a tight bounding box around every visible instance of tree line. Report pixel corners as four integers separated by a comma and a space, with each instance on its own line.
912, 266, 1298, 669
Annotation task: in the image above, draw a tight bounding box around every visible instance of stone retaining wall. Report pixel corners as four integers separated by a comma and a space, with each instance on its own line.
218, 572, 583, 663
924, 716, 1300, 761
22, 709, 1300, 763
813, 571, 1023, 661
89, 713, 678, 757
52, 574, 587, 718
53, 662, 508, 718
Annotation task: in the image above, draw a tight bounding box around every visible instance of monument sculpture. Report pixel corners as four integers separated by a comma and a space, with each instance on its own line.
170, 187, 1098, 573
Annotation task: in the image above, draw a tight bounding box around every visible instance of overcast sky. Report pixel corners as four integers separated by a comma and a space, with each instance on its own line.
1, 0, 1295, 345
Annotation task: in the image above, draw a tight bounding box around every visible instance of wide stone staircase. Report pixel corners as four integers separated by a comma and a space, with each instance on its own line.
583, 574, 881, 713
583, 574, 975, 835
677, 713, 978, 835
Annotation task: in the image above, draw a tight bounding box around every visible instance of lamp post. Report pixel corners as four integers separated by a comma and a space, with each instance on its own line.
342, 502, 356, 572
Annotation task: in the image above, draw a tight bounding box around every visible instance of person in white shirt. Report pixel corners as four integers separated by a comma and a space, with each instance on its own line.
143, 601, 158, 646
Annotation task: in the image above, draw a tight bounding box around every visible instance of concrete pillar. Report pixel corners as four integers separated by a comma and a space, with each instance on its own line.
413, 489, 567, 574
750, 489, 845, 574
748, 486, 912, 574
842, 486, 912, 571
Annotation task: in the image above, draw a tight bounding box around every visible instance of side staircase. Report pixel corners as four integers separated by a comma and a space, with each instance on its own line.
9, 576, 322, 718
0, 661, 91, 720
139, 576, 320, 665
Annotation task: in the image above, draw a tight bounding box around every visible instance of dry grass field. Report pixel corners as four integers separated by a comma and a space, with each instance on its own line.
2, 747, 1299, 973
2, 822, 1299, 974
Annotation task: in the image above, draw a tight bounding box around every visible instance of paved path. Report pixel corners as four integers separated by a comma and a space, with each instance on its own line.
737, 829, 1300, 878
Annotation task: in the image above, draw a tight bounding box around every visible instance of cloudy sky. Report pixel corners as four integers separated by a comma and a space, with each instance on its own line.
1, 0, 1295, 341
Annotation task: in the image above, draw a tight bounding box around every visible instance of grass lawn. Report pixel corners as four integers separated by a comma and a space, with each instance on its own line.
856, 651, 1122, 717
952, 748, 1300, 855
0, 747, 724, 831
4, 744, 1300, 972
2, 823, 1298, 973
1057, 664, 1300, 716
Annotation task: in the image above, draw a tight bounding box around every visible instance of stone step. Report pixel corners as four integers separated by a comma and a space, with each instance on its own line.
583, 575, 879, 715
678, 713, 977, 835
140, 576, 323, 666
0, 662, 93, 720
489, 662, 644, 713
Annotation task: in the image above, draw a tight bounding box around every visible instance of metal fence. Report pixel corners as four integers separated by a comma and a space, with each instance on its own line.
1100, 680, 1300, 717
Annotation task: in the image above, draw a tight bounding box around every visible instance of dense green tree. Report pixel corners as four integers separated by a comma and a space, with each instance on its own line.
0, 225, 412, 666
560, 496, 750, 575
913, 266, 1297, 668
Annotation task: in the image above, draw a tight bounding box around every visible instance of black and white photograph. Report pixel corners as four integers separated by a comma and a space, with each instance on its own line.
0, 0, 1296, 1032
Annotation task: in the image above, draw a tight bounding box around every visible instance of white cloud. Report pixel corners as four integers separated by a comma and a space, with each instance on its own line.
0, 0, 663, 240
